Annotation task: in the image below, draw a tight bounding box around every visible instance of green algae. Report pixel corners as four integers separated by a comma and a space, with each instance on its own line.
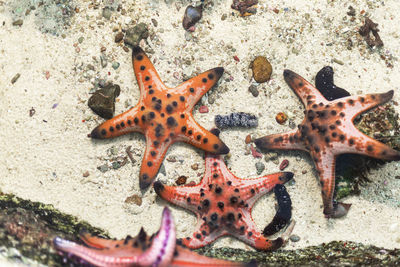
0, 192, 108, 266
335, 102, 400, 200
196, 241, 400, 266
1, 192, 400, 266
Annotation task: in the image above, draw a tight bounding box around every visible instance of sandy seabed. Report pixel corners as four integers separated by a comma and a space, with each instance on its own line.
0, 0, 399, 258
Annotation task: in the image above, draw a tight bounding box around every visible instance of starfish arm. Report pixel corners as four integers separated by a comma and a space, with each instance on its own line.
137, 207, 176, 267
54, 237, 142, 266
153, 181, 203, 214
181, 222, 222, 249
173, 246, 245, 267
89, 106, 142, 139
331, 90, 394, 119
178, 116, 230, 154
234, 211, 283, 251
332, 127, 400, 161
139, 133, 172, 189
238, 172, 294, 207
254, 130, 306, 151
313, 152, 351, 218
79, 231, 123, 249
132, 46, 166, 96
283, 69, 327, 107
175, 67, 224, 111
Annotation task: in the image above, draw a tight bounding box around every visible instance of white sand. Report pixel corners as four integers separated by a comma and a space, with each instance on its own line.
0, 0, 399, 254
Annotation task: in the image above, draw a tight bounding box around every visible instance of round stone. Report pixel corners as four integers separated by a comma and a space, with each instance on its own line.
251, 56, 272, 83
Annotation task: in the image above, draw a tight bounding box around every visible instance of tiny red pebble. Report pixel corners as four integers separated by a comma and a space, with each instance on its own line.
279, 159, 289, 170
82, 119, 86, 123
108, 72, 111, 75
199, 105, 209, 113
250, 145, 262, 158
233, 55, 240, 62
273, 8, 279, 14
187, 181, 196, 186
45, 71, 50, 80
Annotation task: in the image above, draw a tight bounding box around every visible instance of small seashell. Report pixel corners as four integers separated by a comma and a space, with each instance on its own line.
182, 5, 203, 31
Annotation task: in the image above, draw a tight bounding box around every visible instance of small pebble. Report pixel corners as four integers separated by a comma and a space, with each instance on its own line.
191, 163, 199, 170
12, 19, 23, 26
332, 58, 344, 65
255, 162, 265, 175
88, 83, 120, 119
245, 134, 252, 144
78, 36, 84, 43
275, 112, 288, 124
279, 159, 289, 170
288, 120, 296, 129
182, 5, 203, 30
125, 194, 142, 206
100, 55, 108, 68
167, 156, 177, 162
98, 164, 109, 173
289, 234, 300, 242
11, 73, 21, 84
112, 161, 121, 169
251, 56, 272, 83
176, 176, 188, 185
82, 171, 90, 177
115, 32, 124, 43
112, 62, 120, 70
124, 23, 149, 47
199, 105, 209, 113
184, 31, 192, 41
248, 84, 259, 97
102, 7, 112, 20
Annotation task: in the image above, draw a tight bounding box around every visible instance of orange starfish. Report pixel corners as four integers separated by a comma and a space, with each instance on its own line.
255, 70, 400, 218
89, 46, 229, 189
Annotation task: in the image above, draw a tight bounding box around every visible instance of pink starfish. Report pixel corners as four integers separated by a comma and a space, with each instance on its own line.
54, 207, 247, 266
154, 130, 294, 250
255, 69, 400, 218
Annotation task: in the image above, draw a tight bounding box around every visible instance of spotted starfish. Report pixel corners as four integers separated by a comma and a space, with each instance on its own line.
89, 46, 229, 189
54, 207, 246, 267
255, 69, 400, 218
154, 133, 294, 250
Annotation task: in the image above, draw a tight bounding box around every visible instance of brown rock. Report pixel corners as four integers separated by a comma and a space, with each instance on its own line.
124, 194, 142, 206
251, 56, 272, 83
176, 176, 187, 185
191, 163, 199, 170
115, 32, 124, 43
245, 134, 252, 144
88, 83, 120, 119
